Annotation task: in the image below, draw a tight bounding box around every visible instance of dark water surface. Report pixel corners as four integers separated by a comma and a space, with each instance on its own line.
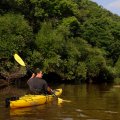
0, 83, 120, 120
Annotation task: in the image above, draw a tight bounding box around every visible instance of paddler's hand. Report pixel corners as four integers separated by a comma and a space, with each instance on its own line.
47, 87, 52, 92
31, 73, 36, 78
47, 87, 55, 95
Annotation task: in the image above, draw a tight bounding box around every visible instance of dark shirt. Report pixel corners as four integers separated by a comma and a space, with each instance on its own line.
27, 77, 48, 94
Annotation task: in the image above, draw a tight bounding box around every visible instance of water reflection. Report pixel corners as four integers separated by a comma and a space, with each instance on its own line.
10, 105, 46, 116
1, 83, 120, 120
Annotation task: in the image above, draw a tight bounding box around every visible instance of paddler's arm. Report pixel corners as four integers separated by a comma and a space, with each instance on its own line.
47, 87, 57, 96
47, 86, 52, 93
44, 81, 54, 94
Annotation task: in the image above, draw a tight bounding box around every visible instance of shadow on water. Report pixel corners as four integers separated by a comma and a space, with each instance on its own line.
1, 83, 120, 120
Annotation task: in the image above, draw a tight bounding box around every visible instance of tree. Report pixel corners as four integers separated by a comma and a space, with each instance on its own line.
34, 21, 63, 72
0, 13, 33, 71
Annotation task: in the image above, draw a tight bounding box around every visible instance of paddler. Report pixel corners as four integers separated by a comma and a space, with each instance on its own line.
27, 68, 52, 95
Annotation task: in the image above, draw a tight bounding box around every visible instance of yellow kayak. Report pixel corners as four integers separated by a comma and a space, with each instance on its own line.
10, 88, 62, 109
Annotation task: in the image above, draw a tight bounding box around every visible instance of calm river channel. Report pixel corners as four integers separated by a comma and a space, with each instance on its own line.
0, 83, 120, 120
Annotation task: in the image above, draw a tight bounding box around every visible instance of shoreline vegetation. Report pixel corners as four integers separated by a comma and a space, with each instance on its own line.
1, 0, 120, 88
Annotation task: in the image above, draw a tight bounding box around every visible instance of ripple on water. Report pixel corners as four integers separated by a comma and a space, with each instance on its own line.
75, 109, 88, 118
104, 110, 118, 114
62, 118, 73, 120
86, 118, 100, 120
75, 109, 83, 112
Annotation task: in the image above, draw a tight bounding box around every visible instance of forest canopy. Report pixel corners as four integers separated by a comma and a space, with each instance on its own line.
0, 0, 120, 83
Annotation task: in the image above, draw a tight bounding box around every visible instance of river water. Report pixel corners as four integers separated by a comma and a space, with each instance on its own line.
0, 83, 120, 120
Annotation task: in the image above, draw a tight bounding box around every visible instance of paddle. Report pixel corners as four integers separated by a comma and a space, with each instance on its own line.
50, 89, 63, 104
13, 53, 64, 103
14, 53, 33, 73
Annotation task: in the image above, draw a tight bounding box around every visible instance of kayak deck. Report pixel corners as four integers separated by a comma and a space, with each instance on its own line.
10, 88, 62, 109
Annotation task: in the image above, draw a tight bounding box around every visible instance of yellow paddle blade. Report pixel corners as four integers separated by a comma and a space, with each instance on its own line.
62, 99, 71, 102
14, 54, 26, 67
58, 98, 71, 104
58, 98, 63, 104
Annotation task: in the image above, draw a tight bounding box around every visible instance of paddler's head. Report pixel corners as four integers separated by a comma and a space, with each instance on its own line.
35, 68, 43, 78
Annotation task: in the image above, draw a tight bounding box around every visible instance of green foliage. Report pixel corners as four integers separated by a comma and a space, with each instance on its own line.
1, 0, 120, 83
35, 21, 63, 72
102, 66, 116, 82
26, 50, 43, 68
54, 0, 80, 17
0, 13, 33, 71
86, 54, 106, 79
57, 58, 76, 80
108, 22, 120, 62
0, 13, 33, 53
35, 22, 63, 54
114, 57, 120, 77
58, 16, 80, 37
82, 17, 114, 47
75, 62, 87, 81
